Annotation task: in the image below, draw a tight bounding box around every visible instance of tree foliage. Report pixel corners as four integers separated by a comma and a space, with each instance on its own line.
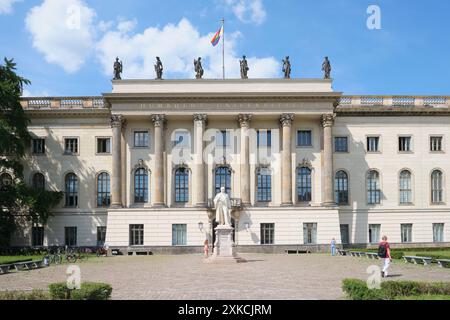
0, 58, 63, 247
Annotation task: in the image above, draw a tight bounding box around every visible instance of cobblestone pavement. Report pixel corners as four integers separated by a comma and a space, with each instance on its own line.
0, 254, 449, 300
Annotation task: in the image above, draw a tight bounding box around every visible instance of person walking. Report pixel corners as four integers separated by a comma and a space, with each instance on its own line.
330, 238, 337, 256
378, 235, 392, 278
203, 239, 209, 258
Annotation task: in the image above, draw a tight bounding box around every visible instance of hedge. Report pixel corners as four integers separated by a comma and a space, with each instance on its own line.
49, 282, 112, 300
342, 279, 450, 300
0, 290, 50, 300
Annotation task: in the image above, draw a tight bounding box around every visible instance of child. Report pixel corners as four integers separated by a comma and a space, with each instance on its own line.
203, 239, 209, 258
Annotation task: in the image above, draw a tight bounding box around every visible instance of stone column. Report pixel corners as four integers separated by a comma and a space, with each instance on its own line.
111, 114, 125, 208
280, 113, 294, 206
238, 114, 252, 205
152, 114, 166, 207
121, 124, 127, 207
321, 114, 336, 206
194, 114, 207, 207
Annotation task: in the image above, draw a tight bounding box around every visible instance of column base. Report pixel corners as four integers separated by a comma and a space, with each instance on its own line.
194, 203, 207, 208
321, 201, 337, 207
111, 203, 123, 209
152, 203, 167, 208
281, 202, 294, 207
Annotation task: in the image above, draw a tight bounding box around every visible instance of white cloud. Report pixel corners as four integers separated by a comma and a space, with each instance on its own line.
24, 1, 277, 78
96, 18, 279, 79
25, 0, 97, 73
0, 0, 21, 14
222, 0, 267, 25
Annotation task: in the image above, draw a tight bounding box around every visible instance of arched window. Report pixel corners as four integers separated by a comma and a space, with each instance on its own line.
256, 167, 272, 202
65, 173, 78, 207
431, 170, 443, 203
297, 167, 312, 202
134, 168, 148, 203
367, 170, 381, 204
97, 172, 110, 207
174, 167, 189, 203
335, 171, 349, 205
215, 166, 231, 195
32, 173, 45, 190
399, 170, 412, 204
0, 173, 13, 191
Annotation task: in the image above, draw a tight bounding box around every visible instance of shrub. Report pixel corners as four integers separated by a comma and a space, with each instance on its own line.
49, 282, 112, 300
342, 279, 385, 300
0, 290, 50, 300
389, 250, 404, 260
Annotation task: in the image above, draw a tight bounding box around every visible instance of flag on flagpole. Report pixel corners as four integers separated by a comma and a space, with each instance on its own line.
211, 25, 223, 47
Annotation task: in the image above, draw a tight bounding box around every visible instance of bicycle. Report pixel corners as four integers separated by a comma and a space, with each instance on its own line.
65, 247, 88, 263
44, 247, 62, 265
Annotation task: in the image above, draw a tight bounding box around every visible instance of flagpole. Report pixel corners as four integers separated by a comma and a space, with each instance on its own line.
221, 18, 225, 79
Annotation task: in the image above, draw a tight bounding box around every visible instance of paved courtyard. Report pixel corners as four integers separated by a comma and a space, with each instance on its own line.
0, 254, 449, 300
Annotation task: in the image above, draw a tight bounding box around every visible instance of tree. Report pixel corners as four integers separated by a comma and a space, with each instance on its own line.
0, 58, 63, 247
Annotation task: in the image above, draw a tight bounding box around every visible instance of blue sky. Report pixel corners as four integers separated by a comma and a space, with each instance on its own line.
1, 0, 449, 96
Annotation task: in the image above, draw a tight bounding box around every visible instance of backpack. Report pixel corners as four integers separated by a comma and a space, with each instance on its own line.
378, 243, 387, 258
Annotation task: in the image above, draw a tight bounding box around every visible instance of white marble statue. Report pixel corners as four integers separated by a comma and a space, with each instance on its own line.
213, 187, 232, 226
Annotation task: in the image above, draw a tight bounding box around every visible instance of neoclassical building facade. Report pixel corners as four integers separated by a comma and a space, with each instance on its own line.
7, 79, 450, 252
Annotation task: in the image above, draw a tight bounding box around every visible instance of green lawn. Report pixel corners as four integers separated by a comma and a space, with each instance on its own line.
0, 255, 44, 265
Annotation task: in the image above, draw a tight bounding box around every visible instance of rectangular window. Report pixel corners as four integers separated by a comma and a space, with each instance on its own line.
401, 224, 413, 243
303, 223, 317, 245
257, 168, 272, 202
340, 224, 349, 244
433, 223, 444, 243
172, 224, 187, 246
97, 226, 107, 246
430, 136, 443, 152
97, 138, 111, 154
134, 131, 149, 148
368, 224, 380, 244
173, 131, 190, 147
129, 224, 144, 246
32, 139, 45, 155
367, 137, 380, 152
257, 130, 272, 148
64, 138, 78, 155
32, 227, 44, 247
334, 137, 348, 152
216, 130, 230, 147
297, 130, 312, 147
260, 223, 274, 245
64, 227, 77, 246
399, 136, 412, 152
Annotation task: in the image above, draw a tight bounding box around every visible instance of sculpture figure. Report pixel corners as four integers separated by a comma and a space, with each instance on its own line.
113, 57, 122, 80
154, 57, 163, 80
282, 56, 291, 79
240, 55, 249, 79
213, 187, 232, 226
322, 56, 331, 79
194, 57, 204, 79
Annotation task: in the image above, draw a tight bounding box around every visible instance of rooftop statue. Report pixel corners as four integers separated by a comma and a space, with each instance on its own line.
113, 57, 122, 80
154, 57, 163, 80
282, 56, 291, 79
240, 55, 249, 79
194, 57, 204, 79
322, 56, 331, 79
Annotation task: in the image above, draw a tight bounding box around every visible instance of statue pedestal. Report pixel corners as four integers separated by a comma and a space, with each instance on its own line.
205, 225, 245, 264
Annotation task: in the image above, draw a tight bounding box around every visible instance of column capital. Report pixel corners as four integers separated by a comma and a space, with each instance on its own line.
280, 113, 294, 127
237, 114, 253, 128
110, 114, 126, 128
151, 114, 166, 127
321, 113, 336, 128
193, 113, 208, 124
